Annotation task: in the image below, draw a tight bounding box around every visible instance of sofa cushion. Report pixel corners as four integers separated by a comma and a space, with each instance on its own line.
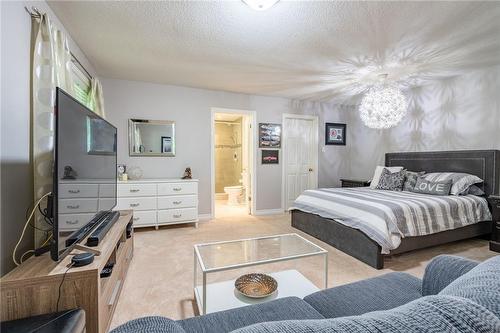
440, 255, 500, 317
110, 316, 186, 333
422, 254, 478, 296
303, 272, 422, 318
178, 296, 324, 333
233, 295, 500, 333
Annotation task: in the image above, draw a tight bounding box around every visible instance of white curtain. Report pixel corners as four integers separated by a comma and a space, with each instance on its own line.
87, 77, 106, 118
32, 13, 74, 243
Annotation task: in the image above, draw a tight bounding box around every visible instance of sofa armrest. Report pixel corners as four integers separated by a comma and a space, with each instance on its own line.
422, 255, 478, 296
110, 316, 186, 333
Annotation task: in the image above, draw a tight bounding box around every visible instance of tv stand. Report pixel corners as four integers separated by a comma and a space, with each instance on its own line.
1, 210, 134, 333
73, 243, 101, 256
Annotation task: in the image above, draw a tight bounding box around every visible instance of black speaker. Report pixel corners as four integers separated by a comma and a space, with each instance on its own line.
71, 252, 94, 267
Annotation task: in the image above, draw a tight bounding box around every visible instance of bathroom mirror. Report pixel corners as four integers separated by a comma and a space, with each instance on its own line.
129, 119, 175, 156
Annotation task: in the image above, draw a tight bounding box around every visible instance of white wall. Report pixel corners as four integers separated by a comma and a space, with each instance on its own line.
0, 0, 96, 275
102, 68, 500, 215
102, 79, 298, 215
300, 66, 500, 188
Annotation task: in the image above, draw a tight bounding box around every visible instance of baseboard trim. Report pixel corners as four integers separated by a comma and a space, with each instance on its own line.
199, 210, 284, 219
198, 214, 213, 221
254, 208, 285, 216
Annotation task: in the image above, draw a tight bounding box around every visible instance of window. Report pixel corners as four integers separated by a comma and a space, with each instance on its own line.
71, 61, 91, 107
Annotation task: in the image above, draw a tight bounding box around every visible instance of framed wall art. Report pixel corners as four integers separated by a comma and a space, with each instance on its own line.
325, 123, 346, 145
161, 136, 173, 153
259, 123, 281, 148
261, 150, 279, 164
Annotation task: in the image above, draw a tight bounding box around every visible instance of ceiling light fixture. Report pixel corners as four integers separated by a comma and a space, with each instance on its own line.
359, 74, 408, 129
242, 0, 279, 11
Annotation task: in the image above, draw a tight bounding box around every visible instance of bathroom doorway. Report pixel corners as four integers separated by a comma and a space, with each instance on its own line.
211, 108, 256, 218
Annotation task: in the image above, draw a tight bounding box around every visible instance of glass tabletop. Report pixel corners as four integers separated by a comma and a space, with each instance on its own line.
194, 233, 326, 272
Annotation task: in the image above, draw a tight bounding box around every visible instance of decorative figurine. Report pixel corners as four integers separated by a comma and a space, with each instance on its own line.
182, 167, 192, 179
117, 164, 127, 180
62, 166, 77, 180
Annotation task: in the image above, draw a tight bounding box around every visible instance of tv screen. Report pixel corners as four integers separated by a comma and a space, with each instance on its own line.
52, 88, 117, 261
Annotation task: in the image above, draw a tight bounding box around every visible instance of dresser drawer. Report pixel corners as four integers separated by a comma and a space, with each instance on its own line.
158, 208, 198, 224
59, 198, 98, 214
58, 213, 95, 230
99, 184, 116, 198
59, 184, 98, 198
118, 184, 157, 197
158, 182, 197, 196
99, 198, 116, 211
116, 197, 156, 211
131, 210, 157, 226
157, 195, 197, 209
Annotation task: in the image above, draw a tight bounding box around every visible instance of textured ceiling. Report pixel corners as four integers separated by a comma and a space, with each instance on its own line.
47, 1, 500, 101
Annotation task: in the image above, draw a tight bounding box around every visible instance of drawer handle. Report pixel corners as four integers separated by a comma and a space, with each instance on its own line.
173, 214, 182, 218
173, 188, 182, 191
173, 201, 182, 205
66, 205, 80, 209
130, 189, 140, 193
66, 220, 79, 225
133, 217, 140, 221
68, 189, 80, 194
130, 203, 140, 207
108, 280, 122, 306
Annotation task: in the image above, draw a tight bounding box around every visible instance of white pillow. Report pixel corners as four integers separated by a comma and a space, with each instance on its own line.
370, 166, 404, 189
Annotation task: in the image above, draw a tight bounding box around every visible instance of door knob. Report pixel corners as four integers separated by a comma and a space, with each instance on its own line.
308, 168, 313, 172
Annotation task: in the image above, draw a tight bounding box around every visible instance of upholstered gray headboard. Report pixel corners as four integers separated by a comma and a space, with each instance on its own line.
385, 150, 500, 196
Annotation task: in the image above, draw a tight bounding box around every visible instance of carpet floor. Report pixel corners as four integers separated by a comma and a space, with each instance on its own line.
110, 212, 495, 330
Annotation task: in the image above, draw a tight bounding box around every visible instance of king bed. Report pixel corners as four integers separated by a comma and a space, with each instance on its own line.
291, 150, 499, 269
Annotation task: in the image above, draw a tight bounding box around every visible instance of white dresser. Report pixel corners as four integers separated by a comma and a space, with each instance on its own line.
58, 180, 115, 231
115, 179, 199, 229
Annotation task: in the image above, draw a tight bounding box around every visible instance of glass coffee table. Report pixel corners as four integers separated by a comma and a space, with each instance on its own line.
193, 233, 328, 314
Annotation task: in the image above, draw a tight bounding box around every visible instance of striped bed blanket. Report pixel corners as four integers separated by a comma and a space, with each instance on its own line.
290, 187, 492, 254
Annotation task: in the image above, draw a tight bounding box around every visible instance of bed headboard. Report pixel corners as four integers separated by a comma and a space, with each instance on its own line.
385, 150, 500, 196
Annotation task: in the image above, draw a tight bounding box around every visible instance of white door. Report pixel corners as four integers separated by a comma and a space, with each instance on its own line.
242, 116, 253, 214
284, 116, 318, 209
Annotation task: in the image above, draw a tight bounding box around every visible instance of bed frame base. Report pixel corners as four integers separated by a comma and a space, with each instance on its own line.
292, 210, 492, 269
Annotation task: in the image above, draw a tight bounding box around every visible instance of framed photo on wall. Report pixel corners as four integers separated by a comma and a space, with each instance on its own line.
259, 123, 281, 148
261, 150, 279, 164
325, 123, 346, 145
161, 136, 173, 153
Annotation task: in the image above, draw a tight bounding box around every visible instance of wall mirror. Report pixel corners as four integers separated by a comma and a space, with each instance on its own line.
129, 119, 176, 156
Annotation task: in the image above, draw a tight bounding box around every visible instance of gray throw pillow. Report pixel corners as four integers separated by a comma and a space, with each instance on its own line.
403, 171, 425, 192
375, 168, 405, 191
423, 173, 483, 195
466, 185, 485, 196
412, 177, 452, 196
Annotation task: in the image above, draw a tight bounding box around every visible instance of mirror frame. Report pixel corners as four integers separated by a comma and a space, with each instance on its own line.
128, 119, 176, 157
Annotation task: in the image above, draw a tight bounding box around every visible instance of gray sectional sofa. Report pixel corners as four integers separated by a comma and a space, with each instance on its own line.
111, 255, 500, 333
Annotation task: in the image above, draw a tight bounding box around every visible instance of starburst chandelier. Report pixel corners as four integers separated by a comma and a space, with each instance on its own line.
359, 76, 408, 129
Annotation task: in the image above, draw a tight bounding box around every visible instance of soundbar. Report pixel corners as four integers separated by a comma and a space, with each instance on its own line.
65, 211, 108, 247
86, 211, 120, 247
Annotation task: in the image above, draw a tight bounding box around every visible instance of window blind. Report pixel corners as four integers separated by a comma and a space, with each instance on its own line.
71, 62, 91, 106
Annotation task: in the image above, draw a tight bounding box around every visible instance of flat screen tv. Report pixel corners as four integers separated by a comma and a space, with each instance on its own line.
51, 87, 117, 261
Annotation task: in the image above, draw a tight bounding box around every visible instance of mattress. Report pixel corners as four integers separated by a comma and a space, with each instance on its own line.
290, 187, 492, 254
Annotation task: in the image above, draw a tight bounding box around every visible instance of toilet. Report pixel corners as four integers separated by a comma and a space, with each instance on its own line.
224, 185, 243, 205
